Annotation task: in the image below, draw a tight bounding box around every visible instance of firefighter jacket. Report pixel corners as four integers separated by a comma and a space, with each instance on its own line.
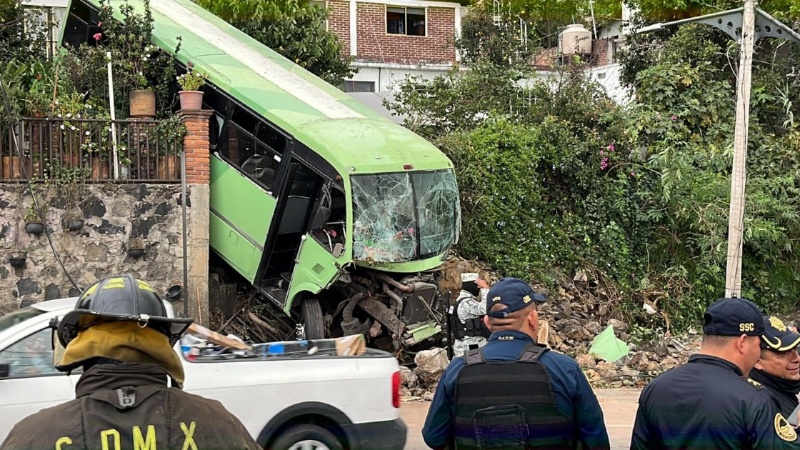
422, 330, 610, 450
632, 354, 800, 450
0, 363, 261, 450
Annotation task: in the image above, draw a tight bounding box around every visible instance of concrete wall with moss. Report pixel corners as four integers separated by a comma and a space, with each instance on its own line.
0, 184, 193, 316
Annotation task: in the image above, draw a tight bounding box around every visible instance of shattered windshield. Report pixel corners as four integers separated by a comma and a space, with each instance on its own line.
352, 170, 460, 263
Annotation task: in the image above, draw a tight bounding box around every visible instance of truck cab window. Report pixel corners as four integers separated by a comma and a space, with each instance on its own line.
0, 329, 60, 377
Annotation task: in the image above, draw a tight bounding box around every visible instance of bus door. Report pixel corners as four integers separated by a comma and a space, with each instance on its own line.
256, 157, 324, 298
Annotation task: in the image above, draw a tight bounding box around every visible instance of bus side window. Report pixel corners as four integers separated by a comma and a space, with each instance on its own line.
63, 0, 101, 49
219, 108, 285, 193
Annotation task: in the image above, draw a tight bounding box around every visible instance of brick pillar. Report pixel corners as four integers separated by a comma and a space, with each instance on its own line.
180, 109, 213, 325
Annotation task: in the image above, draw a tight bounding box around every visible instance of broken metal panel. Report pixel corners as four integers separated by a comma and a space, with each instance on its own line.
404, 323, 442, 346
358, 296, 406, 337
351, 170, 460, 263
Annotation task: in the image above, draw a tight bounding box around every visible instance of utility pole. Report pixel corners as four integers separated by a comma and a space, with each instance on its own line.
724, 0, 757, 298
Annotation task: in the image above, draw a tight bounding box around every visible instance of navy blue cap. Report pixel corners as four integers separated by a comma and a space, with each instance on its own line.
485, 278, 546, 318
702, 297, 764, 336
761, 315, 800, 351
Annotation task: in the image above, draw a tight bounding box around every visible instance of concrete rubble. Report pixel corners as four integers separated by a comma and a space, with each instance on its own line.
402, 258, 707, 397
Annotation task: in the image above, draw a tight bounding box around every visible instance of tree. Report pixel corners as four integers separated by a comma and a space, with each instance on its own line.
195, 0, 354, 86
0, 0, 46, 65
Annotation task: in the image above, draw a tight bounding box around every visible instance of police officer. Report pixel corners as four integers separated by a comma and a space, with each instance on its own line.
449, 273, 491, 357
0, 274, 261, 450
749, 315, 800, 417
631, 297, 800, 449
424, 277, 610, 450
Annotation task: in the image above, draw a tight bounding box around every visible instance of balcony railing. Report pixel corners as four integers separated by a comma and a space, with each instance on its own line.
0, 118, 183, 182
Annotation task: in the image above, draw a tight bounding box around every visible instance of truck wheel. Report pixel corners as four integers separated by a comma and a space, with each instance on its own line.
302, 298, 325, 340
271, 424, 343, 450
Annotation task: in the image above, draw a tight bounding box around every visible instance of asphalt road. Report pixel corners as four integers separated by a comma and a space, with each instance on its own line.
400, 388, 641, 449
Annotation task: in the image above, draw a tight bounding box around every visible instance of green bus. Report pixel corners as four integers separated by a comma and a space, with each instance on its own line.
62, 0, 460, 348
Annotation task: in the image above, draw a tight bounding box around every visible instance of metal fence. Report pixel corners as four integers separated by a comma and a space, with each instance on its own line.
0, 118, 183, 182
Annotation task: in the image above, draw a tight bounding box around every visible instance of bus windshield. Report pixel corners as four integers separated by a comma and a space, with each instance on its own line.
351, 170, 460, 263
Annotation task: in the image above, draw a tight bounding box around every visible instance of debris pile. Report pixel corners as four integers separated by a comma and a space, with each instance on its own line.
402, 259, 704, 397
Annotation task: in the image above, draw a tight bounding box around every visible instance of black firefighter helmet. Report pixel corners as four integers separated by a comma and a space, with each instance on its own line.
57, 274, 193, 347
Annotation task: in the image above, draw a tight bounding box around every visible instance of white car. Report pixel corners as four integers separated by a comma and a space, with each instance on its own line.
0, 298, 407, 450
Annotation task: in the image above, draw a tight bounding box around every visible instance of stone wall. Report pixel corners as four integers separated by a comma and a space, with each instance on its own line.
0, 184, 191, 316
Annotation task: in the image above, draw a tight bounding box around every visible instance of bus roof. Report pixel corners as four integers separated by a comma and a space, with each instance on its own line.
84, 0, 454, 174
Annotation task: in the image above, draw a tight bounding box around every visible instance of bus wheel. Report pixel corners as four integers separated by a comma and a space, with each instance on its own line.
302, 298, 325, 339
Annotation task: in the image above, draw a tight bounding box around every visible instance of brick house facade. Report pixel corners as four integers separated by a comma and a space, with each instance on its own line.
325, 0, 465, 93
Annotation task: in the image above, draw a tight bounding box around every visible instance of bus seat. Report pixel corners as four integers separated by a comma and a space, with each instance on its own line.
254, 167, 276, 188
242, 154, 269, 175
278, 196, 312, 234
310, 206, 331, 230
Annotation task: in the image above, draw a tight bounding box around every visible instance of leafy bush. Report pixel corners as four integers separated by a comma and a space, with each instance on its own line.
392, 8, 800, 332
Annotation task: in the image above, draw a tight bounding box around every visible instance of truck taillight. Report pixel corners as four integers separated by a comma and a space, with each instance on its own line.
392, 371, 400, 408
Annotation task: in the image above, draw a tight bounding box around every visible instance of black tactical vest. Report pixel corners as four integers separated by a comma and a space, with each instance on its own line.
448, 296, 492, 339
453, 343, 575, 450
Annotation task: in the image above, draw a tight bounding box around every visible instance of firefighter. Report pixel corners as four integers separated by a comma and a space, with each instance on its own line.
0, 274, 261, 450
448, 273, 491, 357
424, 277, 610, 450
631, 297, 800, 449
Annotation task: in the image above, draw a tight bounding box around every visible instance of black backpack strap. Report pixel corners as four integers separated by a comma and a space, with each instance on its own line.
465, 347, 486, 365
518, 343, 548, 362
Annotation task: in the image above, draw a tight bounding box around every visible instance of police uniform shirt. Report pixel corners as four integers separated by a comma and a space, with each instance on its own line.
631, 354, 800, 450
422, 330, 610, 450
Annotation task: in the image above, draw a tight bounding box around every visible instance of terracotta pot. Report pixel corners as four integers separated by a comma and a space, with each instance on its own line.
179, 90, 204, 111
129, 89, 156, 118
91, 158, 109, 180
1, 156, 23, 180
61, 153, 81, 168
157, 155, 179, 180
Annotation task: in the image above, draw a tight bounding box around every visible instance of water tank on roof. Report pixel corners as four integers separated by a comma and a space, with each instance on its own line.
559, 24, 592, 56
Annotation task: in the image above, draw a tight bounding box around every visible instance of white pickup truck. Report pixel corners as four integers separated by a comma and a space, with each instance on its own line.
0, 298, 407, 450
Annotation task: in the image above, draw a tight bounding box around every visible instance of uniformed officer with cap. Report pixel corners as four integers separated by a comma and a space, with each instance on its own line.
423, 277, 609, 450
749, 315, 800, 417
632, 297, 800, 449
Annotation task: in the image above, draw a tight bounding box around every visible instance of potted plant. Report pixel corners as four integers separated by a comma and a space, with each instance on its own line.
128, 236, 146, 258
7, 247, 27, 268
81, 123, 111, 181
177, 63, 206, 110
23, 206, 44, 235
53, 92, 92, 167
0, 61, 26, 180
155, 114, 186, 179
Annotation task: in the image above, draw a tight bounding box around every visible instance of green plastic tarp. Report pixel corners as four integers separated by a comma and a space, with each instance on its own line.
589, 325, 630, 363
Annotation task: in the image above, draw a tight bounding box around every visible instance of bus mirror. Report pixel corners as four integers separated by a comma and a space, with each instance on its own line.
310, 206, 331, 230
333, 243, 344, 257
